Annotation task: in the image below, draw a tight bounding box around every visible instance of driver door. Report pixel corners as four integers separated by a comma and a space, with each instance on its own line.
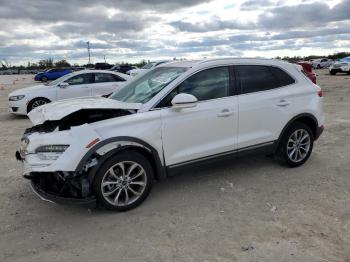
159, 66, 238, 166
57, 73, 93, 100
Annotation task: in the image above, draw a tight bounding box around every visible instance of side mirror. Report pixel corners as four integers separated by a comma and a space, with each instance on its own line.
58, 82, 69, 88
171, 93, 198, 109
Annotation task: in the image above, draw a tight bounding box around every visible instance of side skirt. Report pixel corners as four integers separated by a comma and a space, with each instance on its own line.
166, 141, 275, 176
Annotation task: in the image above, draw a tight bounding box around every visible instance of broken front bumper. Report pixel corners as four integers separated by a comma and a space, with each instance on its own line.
24, 172, 96, 206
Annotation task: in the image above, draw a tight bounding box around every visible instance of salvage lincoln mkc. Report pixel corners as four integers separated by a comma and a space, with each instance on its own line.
16, 58, 324, 211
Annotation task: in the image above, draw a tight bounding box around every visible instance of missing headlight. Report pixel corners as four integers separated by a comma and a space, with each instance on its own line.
35, 145, 69, 153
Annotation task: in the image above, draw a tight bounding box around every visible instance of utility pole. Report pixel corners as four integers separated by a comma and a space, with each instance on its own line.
86, 41, 91, 64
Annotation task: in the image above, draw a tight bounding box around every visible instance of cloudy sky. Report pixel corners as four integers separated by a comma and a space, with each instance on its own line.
0, 0, 349, 65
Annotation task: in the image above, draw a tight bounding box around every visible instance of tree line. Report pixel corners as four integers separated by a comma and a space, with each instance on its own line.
1, 52, 349, 70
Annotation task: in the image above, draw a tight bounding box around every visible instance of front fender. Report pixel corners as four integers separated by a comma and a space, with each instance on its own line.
75, 137, 167, 180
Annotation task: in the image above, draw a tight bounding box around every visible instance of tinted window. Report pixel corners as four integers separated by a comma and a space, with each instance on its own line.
65, 74, 91, 85
270, 67, 295, 87
177, 67, 230, 101
237, 65, 278, 94
94, 73, 118, 83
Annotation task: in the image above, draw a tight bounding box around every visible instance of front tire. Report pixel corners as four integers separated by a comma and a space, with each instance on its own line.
277, 122, 314, 167
330, 70, 336, 75
27, 98, 50, 113
93, 151, 154, 211
40, 76, 48, 82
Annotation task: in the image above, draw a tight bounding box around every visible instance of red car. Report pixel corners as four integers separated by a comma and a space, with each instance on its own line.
297, 61, 316, 84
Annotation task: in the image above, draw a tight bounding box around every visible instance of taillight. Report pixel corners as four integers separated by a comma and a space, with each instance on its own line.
318, 90, 323, 97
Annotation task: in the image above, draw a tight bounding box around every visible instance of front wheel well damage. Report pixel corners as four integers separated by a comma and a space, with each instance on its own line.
86, 146, 164, 183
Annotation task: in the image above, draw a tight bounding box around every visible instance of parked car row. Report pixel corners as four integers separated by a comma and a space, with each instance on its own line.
127, 60, 169, 76
33, 61, 168, 82
12, 58, 325, 212
310, 58, 334, 69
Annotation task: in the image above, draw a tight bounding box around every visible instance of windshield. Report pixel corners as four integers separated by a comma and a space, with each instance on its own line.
46, 73, 74, 86
110, 67, 187, 104
142, 62, 156, 69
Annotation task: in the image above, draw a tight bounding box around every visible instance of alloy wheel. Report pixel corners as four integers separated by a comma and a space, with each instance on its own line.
286, 129, 311, 163
31, 99, 48, 109
101, 161, 147, 207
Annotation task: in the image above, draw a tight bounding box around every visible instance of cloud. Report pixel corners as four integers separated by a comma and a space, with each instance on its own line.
0, 0, 350, 64
258, 0, 350, 30
240, 0, 274, 10
170, 17, 255, 32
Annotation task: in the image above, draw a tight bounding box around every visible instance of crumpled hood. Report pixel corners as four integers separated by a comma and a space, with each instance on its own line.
28, 96, 142, 125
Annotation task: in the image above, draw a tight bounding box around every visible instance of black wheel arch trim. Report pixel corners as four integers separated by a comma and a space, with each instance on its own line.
274, 113, 320, 151
27, 97, 52, 113
75, 136, 167, 180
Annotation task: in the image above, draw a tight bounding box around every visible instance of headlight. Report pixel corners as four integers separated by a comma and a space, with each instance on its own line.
35, 145, 69, 161
9, 95, 25, 101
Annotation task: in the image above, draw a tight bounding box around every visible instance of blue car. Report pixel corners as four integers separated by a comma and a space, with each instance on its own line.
34, 68, 72, 82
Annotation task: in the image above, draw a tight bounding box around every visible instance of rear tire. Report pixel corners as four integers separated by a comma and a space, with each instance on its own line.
330, 70, 336, 75
93, 151, 154, 211
277, 122, 314, 167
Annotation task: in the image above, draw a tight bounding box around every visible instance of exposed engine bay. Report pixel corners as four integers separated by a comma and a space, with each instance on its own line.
25, 108, 135, 134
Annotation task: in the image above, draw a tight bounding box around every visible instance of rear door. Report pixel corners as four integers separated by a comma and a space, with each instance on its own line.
91, 73, 127, 96
57, 73, 93, 100
236, 65, 295, 149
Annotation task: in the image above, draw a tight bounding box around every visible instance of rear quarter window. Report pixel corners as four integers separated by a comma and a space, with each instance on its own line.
237, 65, 295, 95
270, 67, 295, 87
237, 65, 278, 94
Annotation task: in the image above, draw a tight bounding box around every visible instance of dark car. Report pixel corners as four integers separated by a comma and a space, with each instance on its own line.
94, 63, 113, 70
110, 65, 137, 74
34, 68, 72, 82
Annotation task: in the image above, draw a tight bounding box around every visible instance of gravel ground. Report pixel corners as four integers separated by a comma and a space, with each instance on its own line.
0, 70, 349, 262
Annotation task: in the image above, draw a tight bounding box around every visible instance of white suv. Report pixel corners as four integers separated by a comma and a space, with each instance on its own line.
16, 58, 325, 211
311, 58, 333, 69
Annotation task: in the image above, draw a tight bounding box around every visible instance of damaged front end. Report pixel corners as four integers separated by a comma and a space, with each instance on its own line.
18, 98, 143, 205
24, 171, 96, 205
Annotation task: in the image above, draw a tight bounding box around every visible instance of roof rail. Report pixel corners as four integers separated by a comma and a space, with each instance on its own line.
196, 57, 274, 64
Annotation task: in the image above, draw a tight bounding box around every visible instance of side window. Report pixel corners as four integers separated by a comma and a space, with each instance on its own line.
65, 74, 91, 85
237, 65, 279, 94
112, 74, 126, 82
270, 67, 295, 87
95, 73, 121, 83
177, 67, 230, 101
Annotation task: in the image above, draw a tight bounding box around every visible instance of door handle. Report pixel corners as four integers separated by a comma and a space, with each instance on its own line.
217, 109, 234, 117
276, 99, 290, 107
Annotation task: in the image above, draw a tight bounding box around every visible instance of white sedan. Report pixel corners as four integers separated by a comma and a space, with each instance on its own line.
8, 70, 130, 115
